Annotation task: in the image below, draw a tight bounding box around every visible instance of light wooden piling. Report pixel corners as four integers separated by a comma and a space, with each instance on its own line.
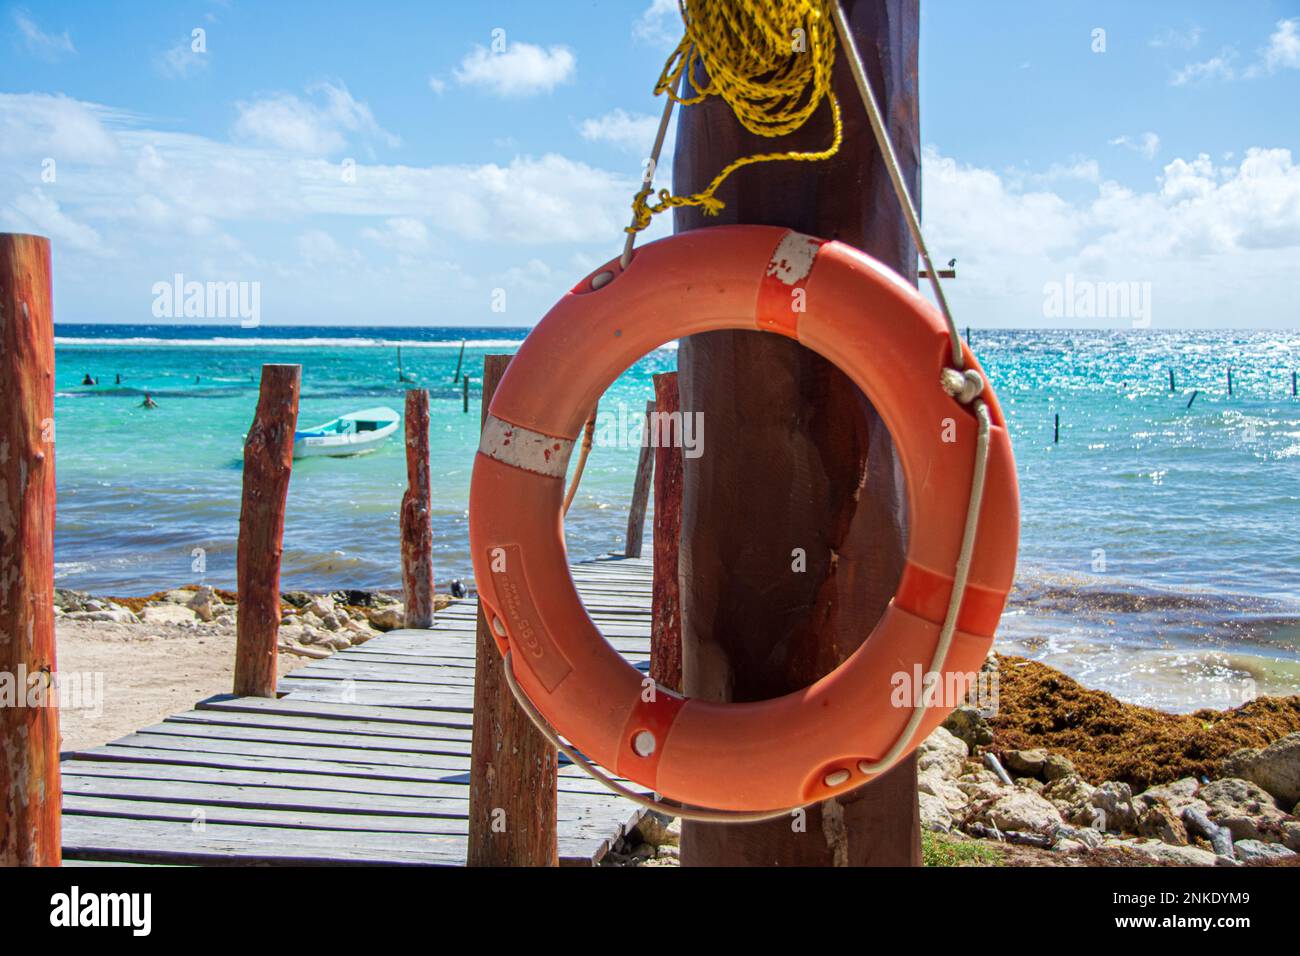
467, 354, 557, 866
651, 373, 683, 692
234, 364, 301, 698
0, 233, 61, 866
624, 400, 656, 559
400, 389, 434, 628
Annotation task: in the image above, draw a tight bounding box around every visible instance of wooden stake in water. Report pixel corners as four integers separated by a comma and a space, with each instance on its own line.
462, 375, 469, 413
453, 340, 466, 383
1186, 390, 1199, 410
1054, 413, 1060, 444
0, 232, 61, 866
1169, 368, 1176, 392
1227, 368, 1233, 397
1293, 370, 1297, 397
624, 400, 656, 559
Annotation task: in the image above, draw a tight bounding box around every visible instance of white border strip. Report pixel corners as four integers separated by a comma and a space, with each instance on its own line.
479, 415, 575, 479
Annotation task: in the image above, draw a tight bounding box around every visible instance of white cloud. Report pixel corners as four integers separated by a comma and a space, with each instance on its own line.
1109, 132, 1160, 160
1261, 18, 1300, 73
0, 93, 122, 162
13, 8, 75, 60
579, 108, 661, 154
1171, 51, 1236, 86
923, 146, 1300, 327
361, 217, 430, 253
233, 82, 398, 155
453, 42, 575, 97
1171, 20, 1300, 84
427, 76, 447, 95
634, 0, 681, 47
157, 36, 210, 79
1149, 26, 1202, 50
2, 189, 107, 256
297, 229, 359, 266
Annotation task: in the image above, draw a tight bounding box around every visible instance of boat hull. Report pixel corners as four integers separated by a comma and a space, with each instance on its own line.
293, 420, 398, 458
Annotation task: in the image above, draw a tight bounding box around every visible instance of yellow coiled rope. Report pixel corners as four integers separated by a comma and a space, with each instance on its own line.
627, 0, 842, 235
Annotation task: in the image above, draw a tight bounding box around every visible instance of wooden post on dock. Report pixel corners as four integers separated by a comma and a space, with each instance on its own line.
234, 364, 301, 698
0, 233, 61, 866
401, 389, 434, 628
651, 374, 684, 691
624, 400, 655, 559
468, 354, 557, 866
672, 0, 922, 866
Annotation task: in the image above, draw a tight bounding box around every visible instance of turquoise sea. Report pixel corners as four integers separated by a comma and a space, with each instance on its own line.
53, 324, 1300, 712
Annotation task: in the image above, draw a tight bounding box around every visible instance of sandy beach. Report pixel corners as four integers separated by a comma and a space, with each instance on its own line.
52, 584, 429, 752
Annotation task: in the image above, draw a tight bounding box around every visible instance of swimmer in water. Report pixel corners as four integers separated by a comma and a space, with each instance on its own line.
140, 393, 158, 409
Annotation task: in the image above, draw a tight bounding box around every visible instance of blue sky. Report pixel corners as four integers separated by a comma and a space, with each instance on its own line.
2, 0, 1298, 328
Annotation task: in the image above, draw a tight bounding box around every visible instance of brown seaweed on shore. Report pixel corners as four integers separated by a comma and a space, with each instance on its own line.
990, 654, 1300, 791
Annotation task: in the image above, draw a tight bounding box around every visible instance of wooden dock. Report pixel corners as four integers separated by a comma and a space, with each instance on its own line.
59, 557, 655, 866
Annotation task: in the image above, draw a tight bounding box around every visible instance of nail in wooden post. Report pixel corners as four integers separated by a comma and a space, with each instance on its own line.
401, 389, 434, 628
624, 400, 656, 559
234, 364, 301, 698
0, 233, 61, 866
468, 354, 557, 866
462, 375, 469, 413
651, 373, 684, 692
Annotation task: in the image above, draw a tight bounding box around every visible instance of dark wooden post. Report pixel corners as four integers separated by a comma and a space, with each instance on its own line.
401, 389, 435, 628
651, 373, 684, 692
468, 355, 558, 866
672, 0, 922, 865
0, 233, 60, 866
234, 364, 301, 698
624, 400, 655, 558
462, 375, 470, 413
453, 340, 466, 383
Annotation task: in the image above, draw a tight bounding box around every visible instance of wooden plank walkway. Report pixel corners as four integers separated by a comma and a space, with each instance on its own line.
60, 556, 655, 866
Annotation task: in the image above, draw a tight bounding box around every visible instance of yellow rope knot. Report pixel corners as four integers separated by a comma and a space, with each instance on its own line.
626, 0, 842, 236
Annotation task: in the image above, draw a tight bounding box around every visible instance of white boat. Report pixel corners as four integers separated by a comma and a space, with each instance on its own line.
292, 406, 400, 458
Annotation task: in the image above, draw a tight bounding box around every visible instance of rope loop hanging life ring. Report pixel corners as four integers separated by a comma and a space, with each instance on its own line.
469, 224, 1019, 814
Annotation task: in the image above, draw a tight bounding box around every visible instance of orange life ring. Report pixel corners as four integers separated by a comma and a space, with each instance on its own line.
469, 225, 1019, 812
